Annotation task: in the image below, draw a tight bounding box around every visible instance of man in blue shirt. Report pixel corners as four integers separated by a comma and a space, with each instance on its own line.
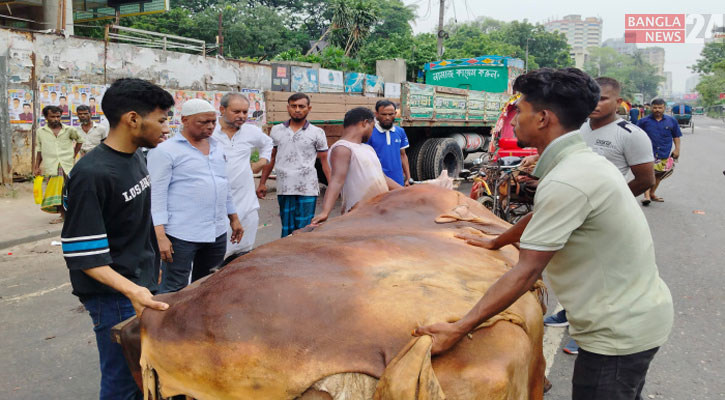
629, 104, 640, 123
636, 98, 682, 204
366, 100, 411, 186
148, 99, 244, 293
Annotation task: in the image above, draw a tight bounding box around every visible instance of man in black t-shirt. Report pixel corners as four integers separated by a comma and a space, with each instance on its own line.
61, 78, 174, 400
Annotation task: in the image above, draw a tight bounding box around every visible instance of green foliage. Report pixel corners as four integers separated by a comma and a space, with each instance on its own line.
274, 46, 362, 71
695, 60, 725, 107
584, 47, 664, 101
72, 1, 577, 82
690, 39, 725, 74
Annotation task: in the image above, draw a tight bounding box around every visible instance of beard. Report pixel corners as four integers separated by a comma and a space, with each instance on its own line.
48, 121, 61, 128
290, 116, 306, 123
134, 121, 162, 149
378, 120, 393, 130
516, 139, 528, 148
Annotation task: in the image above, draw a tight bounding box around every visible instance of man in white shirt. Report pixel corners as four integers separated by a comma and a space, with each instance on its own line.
213, 93, 274, 260
76, 105, 108, 155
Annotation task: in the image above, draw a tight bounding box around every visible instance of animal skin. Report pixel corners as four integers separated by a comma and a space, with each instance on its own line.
122, 185, 546, 399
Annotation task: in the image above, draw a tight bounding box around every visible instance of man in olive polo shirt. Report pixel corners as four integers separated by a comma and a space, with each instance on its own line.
415, 68, 673, 400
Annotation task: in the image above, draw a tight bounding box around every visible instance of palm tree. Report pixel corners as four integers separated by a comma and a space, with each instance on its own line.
306, 0, 378, 57
342, 0, 378, 56
306, 0, 350, 55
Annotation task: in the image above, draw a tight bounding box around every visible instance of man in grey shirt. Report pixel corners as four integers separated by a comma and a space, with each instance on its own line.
580, 77, 655, 197
544, 76, 656, 355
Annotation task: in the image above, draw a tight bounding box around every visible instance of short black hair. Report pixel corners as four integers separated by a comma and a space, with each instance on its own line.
375, 99, 396, 112
651, 98, 666, 106
595, 77, 621, 95
513, 68, 600, 130
22, 103, 31, 108
102, 78, 174, 128
343, 107, 374, 128
42, 105, 62, 117
76, 105, 90, 113
59, 95, 67, 100
288, 92, 310, 105
89, 97, 96, 101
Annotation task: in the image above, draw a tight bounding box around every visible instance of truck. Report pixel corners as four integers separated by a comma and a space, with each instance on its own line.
263, 55, 524, 181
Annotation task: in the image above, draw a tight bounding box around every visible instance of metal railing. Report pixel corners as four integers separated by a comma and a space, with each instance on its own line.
105, 25, 206, 55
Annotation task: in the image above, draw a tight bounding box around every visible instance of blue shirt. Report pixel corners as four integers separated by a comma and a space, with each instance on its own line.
366, 123, 409, 185
629, 108, 639, 124
147, 134, 236, 243
636, 114, 682, 160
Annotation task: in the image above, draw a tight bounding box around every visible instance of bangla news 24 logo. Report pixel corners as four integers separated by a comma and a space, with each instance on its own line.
625, 14, 725, 44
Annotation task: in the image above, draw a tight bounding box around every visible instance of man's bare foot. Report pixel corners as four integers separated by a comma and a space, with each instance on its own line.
50, 217, 64, 224
651, 195, 664, 202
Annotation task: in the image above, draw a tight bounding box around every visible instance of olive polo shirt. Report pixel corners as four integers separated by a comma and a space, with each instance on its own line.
520, 130, 673, 356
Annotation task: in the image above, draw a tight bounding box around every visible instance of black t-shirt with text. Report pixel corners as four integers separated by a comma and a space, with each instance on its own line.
61, 143, 158, 298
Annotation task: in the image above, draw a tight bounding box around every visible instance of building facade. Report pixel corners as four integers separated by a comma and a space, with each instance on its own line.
544, 15, 603, 68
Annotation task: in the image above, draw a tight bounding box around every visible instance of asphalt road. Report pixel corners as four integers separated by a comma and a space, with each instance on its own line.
1, 115, 723, 399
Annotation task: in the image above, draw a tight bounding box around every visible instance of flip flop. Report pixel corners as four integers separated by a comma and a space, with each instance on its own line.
641, 199, 651, 206
651, 196, 664, 202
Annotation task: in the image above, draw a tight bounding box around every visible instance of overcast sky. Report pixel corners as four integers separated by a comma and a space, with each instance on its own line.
403, 0, 723, 93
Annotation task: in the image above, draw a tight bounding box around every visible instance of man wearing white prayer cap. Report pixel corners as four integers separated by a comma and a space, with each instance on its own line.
147, 98, 244, 292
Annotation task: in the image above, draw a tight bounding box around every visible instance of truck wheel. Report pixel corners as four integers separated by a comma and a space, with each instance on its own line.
421, 138, 464, 179
407, 140, 427, 182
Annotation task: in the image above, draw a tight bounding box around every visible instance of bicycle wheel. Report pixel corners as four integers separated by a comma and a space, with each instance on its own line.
477, 195, 494, 211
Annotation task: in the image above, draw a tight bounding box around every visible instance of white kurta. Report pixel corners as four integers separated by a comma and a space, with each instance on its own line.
213, 123, 274, 257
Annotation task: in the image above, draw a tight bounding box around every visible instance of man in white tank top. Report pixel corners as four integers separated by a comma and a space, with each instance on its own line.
311, 107, 402, 224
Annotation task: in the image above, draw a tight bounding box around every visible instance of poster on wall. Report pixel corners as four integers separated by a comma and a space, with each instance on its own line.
384, 83, 401, 99
291, 67, 319, 93
68, 84, 107, 126
39, 83, 69, 126
365, 74, 384, 96
243, 88, 266, 126
8, 89, 34, 124
271, 64, 291, 92
344, 72, 365, 93
318, 68, 344, 93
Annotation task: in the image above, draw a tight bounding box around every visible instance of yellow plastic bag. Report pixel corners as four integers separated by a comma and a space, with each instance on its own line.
33, 176, 44, 205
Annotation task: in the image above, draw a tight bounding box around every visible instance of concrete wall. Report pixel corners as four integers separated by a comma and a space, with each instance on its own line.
376, 58, 407, 84
0, 28, 273, 179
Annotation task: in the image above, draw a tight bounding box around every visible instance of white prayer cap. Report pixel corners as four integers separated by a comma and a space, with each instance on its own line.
180, 99, 216, 116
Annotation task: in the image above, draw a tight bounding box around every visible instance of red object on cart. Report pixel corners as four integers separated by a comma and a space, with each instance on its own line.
488, 95, 538, 161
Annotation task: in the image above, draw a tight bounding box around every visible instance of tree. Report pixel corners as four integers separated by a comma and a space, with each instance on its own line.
694, 60, 725, 106
690, 37, 725, 74
584, 47, 663, 101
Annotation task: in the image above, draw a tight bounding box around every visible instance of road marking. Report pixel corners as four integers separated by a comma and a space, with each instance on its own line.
1, 282, 70, 304
543, 303, 566, 377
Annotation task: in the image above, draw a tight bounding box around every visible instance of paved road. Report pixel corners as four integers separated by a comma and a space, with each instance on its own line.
1, 116, 723, 399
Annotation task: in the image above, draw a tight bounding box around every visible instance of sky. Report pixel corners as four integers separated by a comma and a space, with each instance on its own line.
403, 0, 724, 93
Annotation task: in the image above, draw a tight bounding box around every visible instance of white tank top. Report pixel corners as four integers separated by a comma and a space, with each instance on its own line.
328, 139, 389, 213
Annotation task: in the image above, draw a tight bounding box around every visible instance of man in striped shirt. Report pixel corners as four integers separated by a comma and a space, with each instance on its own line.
61, 78, 174, 399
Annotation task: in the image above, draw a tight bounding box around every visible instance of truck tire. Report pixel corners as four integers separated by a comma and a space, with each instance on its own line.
407, 140, 427, 181
421, 138, 463, 179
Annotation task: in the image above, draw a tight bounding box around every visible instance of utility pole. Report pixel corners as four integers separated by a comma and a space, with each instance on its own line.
436, 0, 445, 60
217, 11, 224, 57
